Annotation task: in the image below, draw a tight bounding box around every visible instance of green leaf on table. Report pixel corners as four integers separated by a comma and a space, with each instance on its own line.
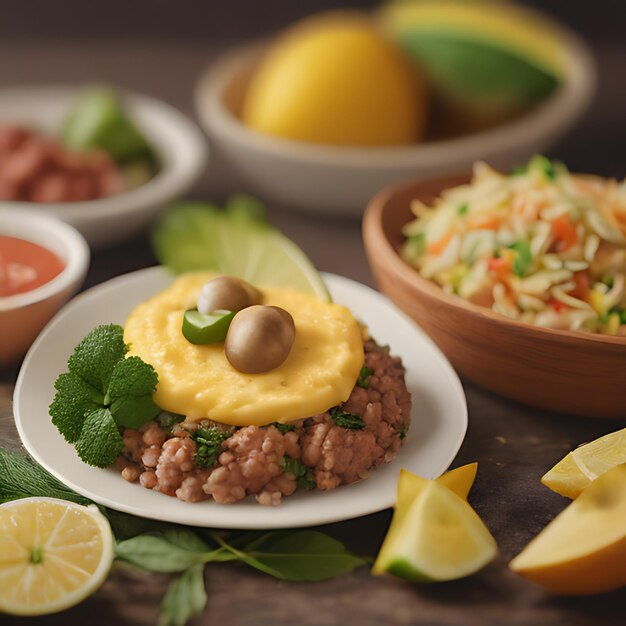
115, 532, 211, 573
0, 447, 92, 506
158, 564, 207, 626
216, 530, 367, 581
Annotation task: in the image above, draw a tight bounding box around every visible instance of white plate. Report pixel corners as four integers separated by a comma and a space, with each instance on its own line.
0, 86, 208, 248
14, 268, 467, 529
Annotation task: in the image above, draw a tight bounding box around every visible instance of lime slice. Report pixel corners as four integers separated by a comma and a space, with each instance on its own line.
373, 479, 497, 582
541, 427, 626, 499
152, 196, 331, 301
0, 497, 114, 616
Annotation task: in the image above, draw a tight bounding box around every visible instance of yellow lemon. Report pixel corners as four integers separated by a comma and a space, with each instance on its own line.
241, 11, 426, 146
510, 464, 626, 595
0, 498, 114, 616
373, 464, 496, 581
542, 427, 626, 499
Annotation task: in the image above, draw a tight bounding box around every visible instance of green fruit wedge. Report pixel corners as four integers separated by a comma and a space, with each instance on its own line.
152, 195, 331, 301
373, 476, 497, 582
380, 1, 566, 128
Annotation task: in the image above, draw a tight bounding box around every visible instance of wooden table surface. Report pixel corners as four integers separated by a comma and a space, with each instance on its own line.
1, 39, 625, 626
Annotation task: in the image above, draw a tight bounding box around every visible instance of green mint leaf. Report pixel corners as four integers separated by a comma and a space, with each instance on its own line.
67, 324, 127, 392
457, 202, 469, 215
271, 422, 295, 434
280, 456, 316, 491
115, 532, 209, 573
356, 366, 374, 389
106, 356, 158, 403
158, 564, 207, 626
509, 240, 533, 278
510, 164, 527, 176
0, 447, 92, 506
49, 372, 103, 443
75, 408, 123, 468
110, 394, 160, 429
221, 531, 367, 582
329, 407, 364, 430
192, 428, 229, 469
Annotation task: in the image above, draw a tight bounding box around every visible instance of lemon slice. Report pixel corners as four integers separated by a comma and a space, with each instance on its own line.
0, 497, 114, 616
542, 427, 626, 499
510, 464, 626, 595
152, 197, 331, 301
373, 476, 497, 582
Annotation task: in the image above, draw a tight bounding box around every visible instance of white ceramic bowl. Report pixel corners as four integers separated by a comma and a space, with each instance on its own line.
0, 86, 208, 247
0, 208, 89, 365
195, 30, 595, 217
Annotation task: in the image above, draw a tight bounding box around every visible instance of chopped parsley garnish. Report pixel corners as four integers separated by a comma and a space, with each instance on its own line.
329, 407, 364, 430
192, 428, 230, 469
510, 164, 527, 176
49, 324, 160, 468
156, 411, 185, 434
271, 422, 296, 434
356, 366, 374, 389
281, 456, 316, 491
457, 202, 469, 215
509, 240, 533, 277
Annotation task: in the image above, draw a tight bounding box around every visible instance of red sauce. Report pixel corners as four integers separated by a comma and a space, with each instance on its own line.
0, 235, 65, 297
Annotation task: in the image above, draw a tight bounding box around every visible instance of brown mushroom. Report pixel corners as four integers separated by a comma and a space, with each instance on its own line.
197, 276, 262, 315
225, 305, 295, 374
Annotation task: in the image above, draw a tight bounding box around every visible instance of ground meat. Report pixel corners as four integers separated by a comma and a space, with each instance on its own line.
202, 426, 298, 504
115, 340, 411, 506
0, 124, 127, 203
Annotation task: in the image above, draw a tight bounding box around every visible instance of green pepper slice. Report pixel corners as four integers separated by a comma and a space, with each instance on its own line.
182, 309, 235, 345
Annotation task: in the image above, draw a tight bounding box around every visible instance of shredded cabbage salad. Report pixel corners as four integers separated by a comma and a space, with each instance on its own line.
402, 156, 626, 335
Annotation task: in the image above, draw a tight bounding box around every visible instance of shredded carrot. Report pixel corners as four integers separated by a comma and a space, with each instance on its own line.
426, 231, 453, 255
551, 215, 577, 251
468, 215, 502, 231
487, 256, 512, 282
570, 271, 591, 300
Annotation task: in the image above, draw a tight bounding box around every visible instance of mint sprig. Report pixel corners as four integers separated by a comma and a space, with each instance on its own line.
49, 324, 160, 467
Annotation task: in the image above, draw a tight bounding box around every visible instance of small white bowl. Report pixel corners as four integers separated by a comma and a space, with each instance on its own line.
0, 208, 89, 365
195, 28, 595, 217
0, 86, 208, 247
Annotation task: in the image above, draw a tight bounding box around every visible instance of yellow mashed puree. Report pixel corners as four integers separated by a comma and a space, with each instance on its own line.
124, 273, 364, 426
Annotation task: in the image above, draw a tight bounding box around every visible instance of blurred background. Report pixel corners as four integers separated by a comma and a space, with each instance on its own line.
1, 0, 624, 188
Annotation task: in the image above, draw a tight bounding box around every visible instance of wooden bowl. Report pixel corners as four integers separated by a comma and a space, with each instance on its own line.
363, 177, 626, 419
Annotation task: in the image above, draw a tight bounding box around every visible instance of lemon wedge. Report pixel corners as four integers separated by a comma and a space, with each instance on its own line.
0, 497, 114, 616
542, 428, 626, 499
398, 463, 478, 508
373, 465, 496, 581
510, 464, 626, 595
